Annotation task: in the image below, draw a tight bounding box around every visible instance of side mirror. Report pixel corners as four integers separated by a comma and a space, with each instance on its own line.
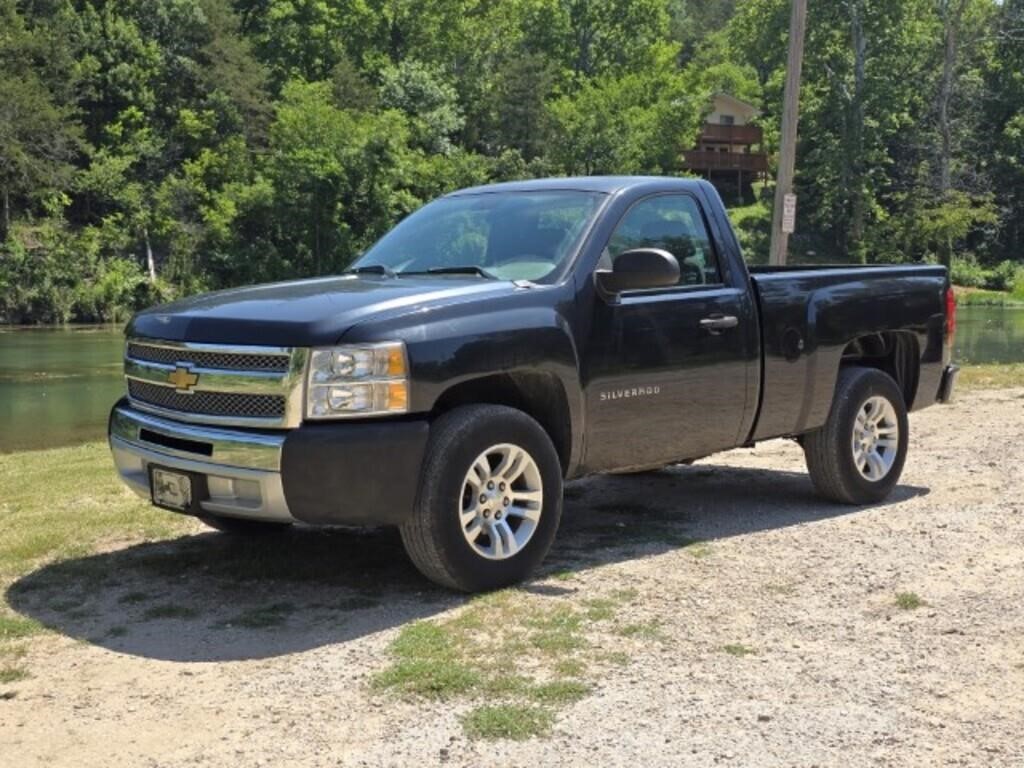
596, 248, 680, 294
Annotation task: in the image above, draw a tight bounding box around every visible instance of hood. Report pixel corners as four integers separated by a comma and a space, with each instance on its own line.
127, 274, 517, 346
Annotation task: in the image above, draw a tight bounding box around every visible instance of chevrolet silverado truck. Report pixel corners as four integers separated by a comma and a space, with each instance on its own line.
109, 176, 958, 591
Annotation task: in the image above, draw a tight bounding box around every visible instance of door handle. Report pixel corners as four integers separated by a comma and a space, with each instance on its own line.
699, 314, 739, 333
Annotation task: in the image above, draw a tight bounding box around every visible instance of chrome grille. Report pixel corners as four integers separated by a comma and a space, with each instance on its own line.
128, 380, 286, 419
127, 342, 290, 372
124, 338, 307, 428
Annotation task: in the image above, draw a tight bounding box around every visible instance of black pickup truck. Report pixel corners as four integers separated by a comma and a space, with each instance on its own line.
110, 176, 958, 591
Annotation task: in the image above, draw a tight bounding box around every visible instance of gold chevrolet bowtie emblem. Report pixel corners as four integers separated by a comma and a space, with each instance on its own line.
167, 366, 199, 392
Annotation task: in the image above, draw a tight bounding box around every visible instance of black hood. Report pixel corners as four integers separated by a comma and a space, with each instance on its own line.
127, 274, 517, 346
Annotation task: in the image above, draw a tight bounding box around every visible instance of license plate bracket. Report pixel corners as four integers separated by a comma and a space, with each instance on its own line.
149, 465, 208, 515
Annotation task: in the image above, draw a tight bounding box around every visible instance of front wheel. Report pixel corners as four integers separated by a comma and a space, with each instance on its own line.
400, 405, 563, 592
803, 367, 909, 505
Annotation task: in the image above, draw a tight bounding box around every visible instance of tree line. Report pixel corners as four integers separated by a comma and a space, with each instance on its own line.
1, 0, 1022, 323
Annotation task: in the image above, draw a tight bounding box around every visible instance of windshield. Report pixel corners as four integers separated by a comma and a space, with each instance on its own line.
351, 190, 605, 282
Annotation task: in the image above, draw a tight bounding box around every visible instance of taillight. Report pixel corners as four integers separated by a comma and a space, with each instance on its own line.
945, 287, 957, 345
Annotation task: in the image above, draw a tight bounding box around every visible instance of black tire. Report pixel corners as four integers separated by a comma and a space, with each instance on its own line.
400, 405, 563, 592
803, 366, 909, 505
198, 515, 292, 535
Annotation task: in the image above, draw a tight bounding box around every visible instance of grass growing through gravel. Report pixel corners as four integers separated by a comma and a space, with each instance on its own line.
895, 592, 925, 610
462, 704, 555, 740
0, 665, 30, 684
373, 586, 656, 740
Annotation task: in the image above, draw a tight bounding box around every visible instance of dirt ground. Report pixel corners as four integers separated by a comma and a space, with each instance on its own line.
2, 387, 1023, 767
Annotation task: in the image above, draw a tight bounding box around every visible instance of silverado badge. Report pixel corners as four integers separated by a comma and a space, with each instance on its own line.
167, 365, 199, 392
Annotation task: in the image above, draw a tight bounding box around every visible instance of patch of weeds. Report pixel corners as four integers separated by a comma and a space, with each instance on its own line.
764, 583, 797, 596
481, 674, 533, 698
527, 607, 586, 654
611, 587, 639, 602
549, 570, 575, 582
222, 602, 295, 629
462, 704, 554, 741
0, 614, 44, 641
117, 591, 151, 605
374, 588, 654, 739
583, 598, 617, 622
599, 651, 631, 667
895, 592, 925, 610
0, 666, 30, 684
617, 620, 665, 641
723, 643, 756, 657
142, 604, 199, 621
553, 658, 587, 677
527, 680, 590, 705
373, 621, 481, 698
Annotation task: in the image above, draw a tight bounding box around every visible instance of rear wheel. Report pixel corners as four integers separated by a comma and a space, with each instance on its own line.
400, 405, 563, 592
803, 367, 909, 505
198, 515, 292, 535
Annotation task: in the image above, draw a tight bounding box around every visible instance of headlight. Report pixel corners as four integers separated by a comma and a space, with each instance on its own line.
306, 342, 409, 419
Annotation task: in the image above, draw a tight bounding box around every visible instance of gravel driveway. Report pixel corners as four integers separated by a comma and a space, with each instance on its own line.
2, 387, 1022, 767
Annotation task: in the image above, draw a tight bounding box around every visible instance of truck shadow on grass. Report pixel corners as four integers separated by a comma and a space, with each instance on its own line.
6, 462, 928, 663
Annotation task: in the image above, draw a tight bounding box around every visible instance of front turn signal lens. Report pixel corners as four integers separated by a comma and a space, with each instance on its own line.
386, 382, 408, 411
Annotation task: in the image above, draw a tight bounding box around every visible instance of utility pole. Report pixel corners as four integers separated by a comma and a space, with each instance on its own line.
769, 0, 808, 266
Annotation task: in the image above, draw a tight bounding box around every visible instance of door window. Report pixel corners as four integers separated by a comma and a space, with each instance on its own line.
605, 195, 722, 287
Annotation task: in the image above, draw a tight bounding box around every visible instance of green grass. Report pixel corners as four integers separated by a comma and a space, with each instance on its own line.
0, 665, 30, 684
723, 643, 757, 657
0, 442, 189, 584
959, 363, 1024, 390
895, 592, 925, 610
373, 587, 646, 739
527, 680, 590, 705
462, 704, 555, 741
0, 613, 44, 641
954, 284, 1024, 307
616, 620, 665, 641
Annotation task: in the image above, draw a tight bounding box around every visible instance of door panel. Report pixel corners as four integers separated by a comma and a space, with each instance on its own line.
583, 288, 751, 470
581, 193, 754, 471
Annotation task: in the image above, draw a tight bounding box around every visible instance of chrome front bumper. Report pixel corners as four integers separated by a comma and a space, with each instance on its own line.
109, 403, 295, 523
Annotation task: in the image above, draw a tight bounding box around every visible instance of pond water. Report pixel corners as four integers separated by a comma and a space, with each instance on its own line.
1, 305, 1022, 454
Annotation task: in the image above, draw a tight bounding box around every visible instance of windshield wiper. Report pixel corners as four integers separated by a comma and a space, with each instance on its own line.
347, 264, 396, 277
404, 266, 499, 279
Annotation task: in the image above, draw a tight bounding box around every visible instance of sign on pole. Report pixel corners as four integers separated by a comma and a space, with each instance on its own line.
782, 193, 797, 234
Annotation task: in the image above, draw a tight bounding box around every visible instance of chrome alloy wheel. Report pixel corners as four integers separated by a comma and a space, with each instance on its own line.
851, 395, 900, 482
459, 443, 543, 560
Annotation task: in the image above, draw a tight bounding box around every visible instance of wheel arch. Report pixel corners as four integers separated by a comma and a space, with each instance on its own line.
839, 331, 920, 409
431, 371, 575, 476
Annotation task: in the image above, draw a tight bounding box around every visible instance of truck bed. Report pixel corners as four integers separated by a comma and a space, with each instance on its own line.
748, 264, 949, 441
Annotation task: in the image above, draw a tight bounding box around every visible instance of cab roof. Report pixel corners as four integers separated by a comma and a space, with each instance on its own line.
446, 176, 707, 197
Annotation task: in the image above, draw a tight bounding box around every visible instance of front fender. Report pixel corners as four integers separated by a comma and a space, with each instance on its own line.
340, 289, 584, 472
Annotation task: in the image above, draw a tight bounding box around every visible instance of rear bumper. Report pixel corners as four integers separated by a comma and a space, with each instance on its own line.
938, 364, 959, 404
109, 399, 429, 526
